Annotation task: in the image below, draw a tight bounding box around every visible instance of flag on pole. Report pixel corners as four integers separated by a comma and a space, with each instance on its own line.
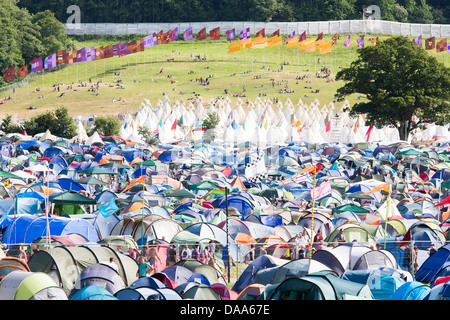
332, 33, 337, 45
183, 27, 193, 41
240, 27, 251, 40
98, 197, 120, 217
425, 36, 435, 50
252, 36, 268, 49
210, 27, 220, 40
104, 45, 113, 58
271, 29, 280, 37
95, 47, 104, 60
319, 41, 333, 54
288, 30, 295, 39
56, 50, 66, 64
16, 65, 28, 78
316, 32, 323, 40
171, 118, 177, 134
298, 38, 315, 51
156, 30, 164, 44
286, 35, 299, 49
344, 35, 351, 47
312, 179, 331, 200
357, 35, 364, 48
171, 27, 179, 41
326, 120, 331, 132
162, 30, 172, 44
227, 40, 243, 53
412, 35, 422, 47
2, 66, 15, 82
370, 37, 379, 45
86, 46, 95, 61
299, 31, 307, 42
197, 28, 207, 40
256, 28, 265, 37
366, 125, 374, 142
361, 182, 391, 195
436, 38, 447, 53
268, 35, 282, 47
226, 29, 236, 41
31, 57, 43, 72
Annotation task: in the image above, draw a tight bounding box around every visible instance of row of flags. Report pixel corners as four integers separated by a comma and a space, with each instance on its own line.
3, 25, 449, 82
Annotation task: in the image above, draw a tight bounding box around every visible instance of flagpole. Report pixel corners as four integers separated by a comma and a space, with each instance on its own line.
384, 183, 391, 249
225, 186, 230, 283
309, 166, 317, 258
141, 179, 145, 256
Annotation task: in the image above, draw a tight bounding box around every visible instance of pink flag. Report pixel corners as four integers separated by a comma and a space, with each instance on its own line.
312, 179, 331, 200
366, 125, 374, 142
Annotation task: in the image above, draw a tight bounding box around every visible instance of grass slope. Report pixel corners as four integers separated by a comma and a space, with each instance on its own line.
1, 34, 449, 121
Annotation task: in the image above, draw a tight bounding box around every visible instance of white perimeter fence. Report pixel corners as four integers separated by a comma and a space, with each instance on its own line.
65, 20, 450, 38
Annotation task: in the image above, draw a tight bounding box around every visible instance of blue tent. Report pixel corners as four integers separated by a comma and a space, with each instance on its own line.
49, 155, 68, 169
43, 147, 66, 158
0, 214, 99, 245
415, 244, 450, 284
390, 281, 430, 300
70, 285, 118, 300
232, 255, 282, 293
212, 194, 255, 215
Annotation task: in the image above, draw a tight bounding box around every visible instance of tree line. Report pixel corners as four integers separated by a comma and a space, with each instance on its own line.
0, 0, 74, 85
17, 0, 449, 25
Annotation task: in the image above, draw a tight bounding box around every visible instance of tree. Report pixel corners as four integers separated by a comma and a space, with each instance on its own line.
22, 106, 76, 138
90, 116, 120, 136
202, 112, 220, 142
335, 36, 450, 141
0, 115, 22, 134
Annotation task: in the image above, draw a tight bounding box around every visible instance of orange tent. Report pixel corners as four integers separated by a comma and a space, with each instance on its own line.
235, 233, 254, 244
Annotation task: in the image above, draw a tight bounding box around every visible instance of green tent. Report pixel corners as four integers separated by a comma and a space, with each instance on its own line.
165, 189, 197, 198
0, 170, 23, 179
49, 191, 97, 205
332, 203, 370, 215
73, 176, 109, 185
0, 271, 67, 300
189, 180, 222, 191
267, 272, 373, 300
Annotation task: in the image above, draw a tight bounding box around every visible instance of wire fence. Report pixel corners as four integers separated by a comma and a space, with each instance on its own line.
64, 20, 450, 38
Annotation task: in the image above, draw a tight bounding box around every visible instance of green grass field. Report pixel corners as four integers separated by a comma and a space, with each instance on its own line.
1, 34, 449, 121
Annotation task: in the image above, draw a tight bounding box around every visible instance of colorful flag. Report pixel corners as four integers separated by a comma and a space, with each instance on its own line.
312, 179, 331, 200
137, 38, 144, 52
162, 30, 172, 44
31, 57, 43, 72
226, 29, 236, 41
319, 41, 333, 54
243, 38, 252, 49
299, 31, 306, 42
45, 53, 56, 69
112, 43, 120, 56
227, 40, 243, 53
81, 47, 87, 62
128, 40, 137, 53
332, 33, 337, 45
16, 65, 28, 78
98, 197, 119, 218
66, 50, 75, 64
56, 50, 66, 64
251, 36, 268, 49
357, 35, 364, 48
326, 120, 331, 132
412, 35, 422, 47
95, 47, 104, 60
361, 182, 391, 195
316, 32, 323, 40
183, 27, 193, 41
171, 118, 177, 133
210, 27, 220, 40
344, 35, 351, 47
119, 42, 128, 56
104, 45, 113, 58
370, 37, 379, 45
286, 35, 299, 49
156, 30, 164, 44
366, 125, 374, 142
2, 66, 15, 82
256, 28, 265, 37
271, 29, 280, 37
288, 30, 295, 39
298, 38, 316, 51
268, 35, 282, 47
86, 46, 95, 61
436, 38, 447, 53
197, 28, 207, 40
425, 36, 435, 50
171, 27, 179, 41
240, 27, 250, 40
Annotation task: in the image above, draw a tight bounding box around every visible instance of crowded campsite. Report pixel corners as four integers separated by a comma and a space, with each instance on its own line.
0, 95, 450, 301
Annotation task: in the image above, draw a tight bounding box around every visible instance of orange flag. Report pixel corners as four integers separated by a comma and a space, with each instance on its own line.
361, 182, 391, 195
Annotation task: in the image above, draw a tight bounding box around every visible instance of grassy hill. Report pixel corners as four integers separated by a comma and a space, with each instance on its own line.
1, 34, 449, 121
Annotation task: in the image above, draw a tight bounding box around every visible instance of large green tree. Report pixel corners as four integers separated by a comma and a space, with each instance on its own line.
335, 36, 450, 141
